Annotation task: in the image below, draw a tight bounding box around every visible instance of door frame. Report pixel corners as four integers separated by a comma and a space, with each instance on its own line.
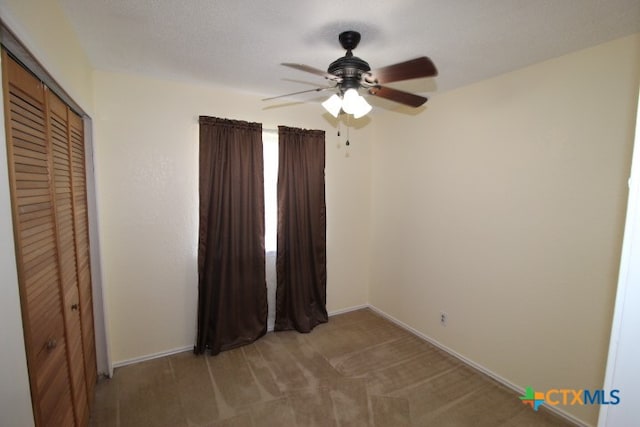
598, 87, 640, 426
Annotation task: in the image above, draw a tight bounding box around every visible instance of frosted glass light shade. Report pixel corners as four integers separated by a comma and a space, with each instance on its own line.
322, 94, 342, 117
341, 89, 360, 114
352, 96, 372, 119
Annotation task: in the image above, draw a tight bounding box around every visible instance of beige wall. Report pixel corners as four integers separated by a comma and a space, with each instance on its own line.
0, 0, 94, 112
369, 34, 640, 425
0, 0, 95, 425
92, 71, 372, 363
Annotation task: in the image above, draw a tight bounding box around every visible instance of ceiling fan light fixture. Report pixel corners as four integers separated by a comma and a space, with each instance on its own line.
322, 94, 342, 117
274, 31, 437, 116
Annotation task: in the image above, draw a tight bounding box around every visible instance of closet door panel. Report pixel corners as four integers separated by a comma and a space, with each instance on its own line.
69, 108, 97, 405
3, 52, 75, 427
49, 92, 90, 426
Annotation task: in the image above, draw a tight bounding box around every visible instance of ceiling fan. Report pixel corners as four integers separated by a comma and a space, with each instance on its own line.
264, 30, 438, 118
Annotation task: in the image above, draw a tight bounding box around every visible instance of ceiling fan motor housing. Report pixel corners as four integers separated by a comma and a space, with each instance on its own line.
328, 55, 371, 91
327, 31, 373, 92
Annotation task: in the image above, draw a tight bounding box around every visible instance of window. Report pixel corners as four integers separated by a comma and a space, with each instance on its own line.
263, 130, 278, 253
263, 130, 278, 331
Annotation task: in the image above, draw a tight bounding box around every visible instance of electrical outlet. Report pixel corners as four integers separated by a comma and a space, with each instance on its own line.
440, 311, 448, 327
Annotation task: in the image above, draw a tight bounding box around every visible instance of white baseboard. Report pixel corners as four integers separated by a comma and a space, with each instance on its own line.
266, 304, 370, 332
111, 345, 193, 370
329, 303, 370, 317
112, 305, 369, 368
367, 304, 588, 427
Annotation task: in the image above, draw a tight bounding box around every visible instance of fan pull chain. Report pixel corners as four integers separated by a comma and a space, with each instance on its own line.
345, 116, 351, 158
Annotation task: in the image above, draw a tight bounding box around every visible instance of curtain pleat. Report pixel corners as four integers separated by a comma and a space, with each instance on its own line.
275, 125, 327, 332
196, 116, 267, 354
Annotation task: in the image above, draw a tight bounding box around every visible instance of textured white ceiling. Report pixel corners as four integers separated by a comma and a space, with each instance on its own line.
57, 0, 640, 103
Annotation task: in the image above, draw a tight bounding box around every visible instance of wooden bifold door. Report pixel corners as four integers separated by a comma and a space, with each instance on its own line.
2, 51, 97, 426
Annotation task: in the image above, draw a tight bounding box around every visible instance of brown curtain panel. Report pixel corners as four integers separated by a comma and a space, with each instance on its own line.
196, 116, 267, 354
275, 126, 327, 332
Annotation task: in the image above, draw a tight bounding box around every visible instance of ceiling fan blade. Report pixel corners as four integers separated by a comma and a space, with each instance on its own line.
368, 86, 428, 108
281, 63, 341, 81
368, 57, 438, 84
262, 86, 334, 101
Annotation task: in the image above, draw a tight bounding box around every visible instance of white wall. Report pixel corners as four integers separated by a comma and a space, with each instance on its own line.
369, 34, 640, 425
92, 71, 372, 364
598, 86, 640, 427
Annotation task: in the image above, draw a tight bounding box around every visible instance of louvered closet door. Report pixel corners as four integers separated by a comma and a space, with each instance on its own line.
69, 109, 97, 406
2, 52, 75, 426
48, 92, 90, 426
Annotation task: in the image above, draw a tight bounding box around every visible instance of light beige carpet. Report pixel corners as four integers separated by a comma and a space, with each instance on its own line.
90, 308, 573, 426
